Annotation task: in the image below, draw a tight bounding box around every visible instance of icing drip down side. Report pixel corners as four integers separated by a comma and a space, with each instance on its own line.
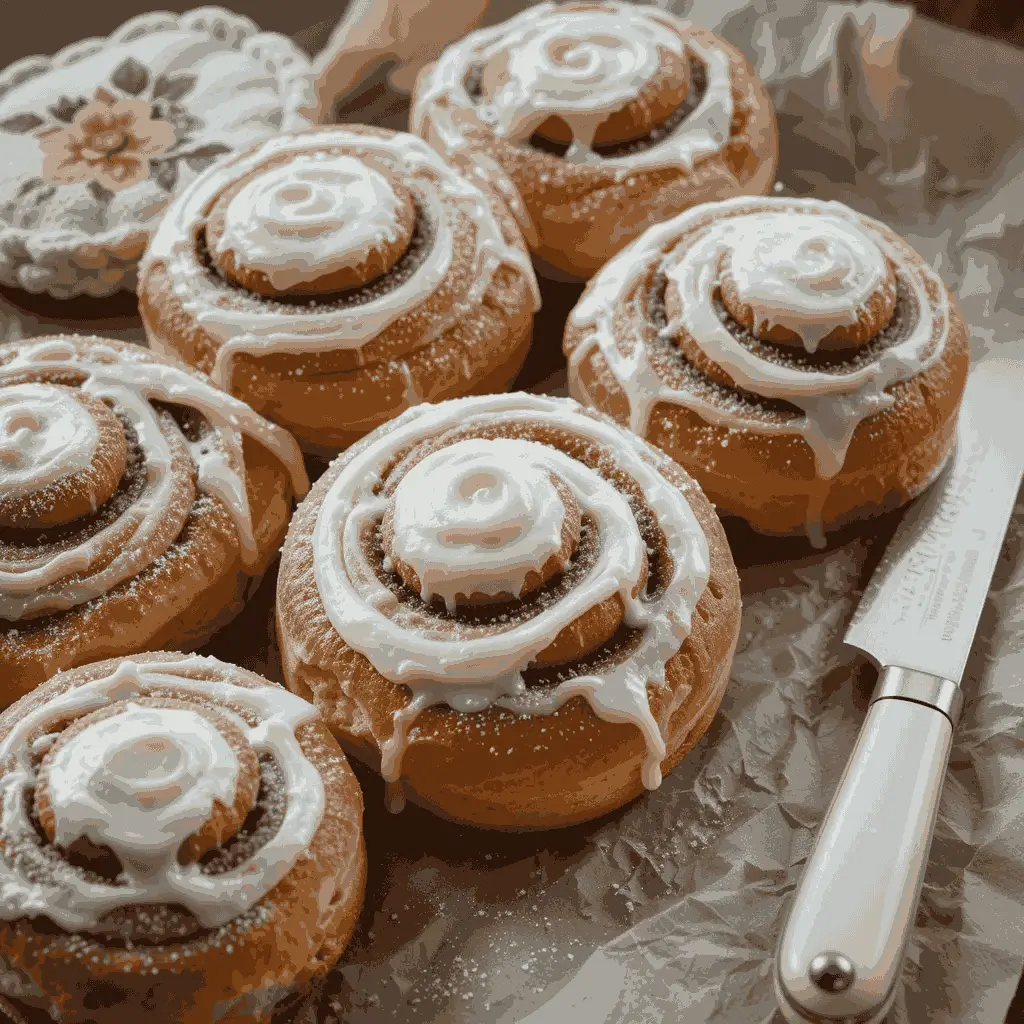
312, 393, 711, 790
0, 339, 308, 620
0, 657, 325, 932
568, 197, 951, 480
411, 1, 735, 171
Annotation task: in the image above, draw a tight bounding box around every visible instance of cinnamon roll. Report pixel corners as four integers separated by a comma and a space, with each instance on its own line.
139, 125, 539, 456
276, 393, 740, 829
564, 196, 971, 546
410, 1, 778, 280
0, 336, 308, 702
0, 651, 365, 1023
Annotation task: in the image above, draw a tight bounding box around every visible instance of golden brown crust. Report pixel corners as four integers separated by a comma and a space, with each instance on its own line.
276, 407, 742, 829
0, 337, 301, 707
0, 652, 367, 1024
139, 125, 538, 457
413, 21, 778, 280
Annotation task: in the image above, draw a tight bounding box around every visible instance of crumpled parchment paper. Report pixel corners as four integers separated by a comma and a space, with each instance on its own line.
4, 2, 1022, 1021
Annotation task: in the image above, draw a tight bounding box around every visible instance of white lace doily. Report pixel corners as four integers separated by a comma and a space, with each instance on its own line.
0, 8, 314, 300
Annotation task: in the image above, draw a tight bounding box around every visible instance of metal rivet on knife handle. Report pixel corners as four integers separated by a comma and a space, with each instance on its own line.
808, 952, 856, 994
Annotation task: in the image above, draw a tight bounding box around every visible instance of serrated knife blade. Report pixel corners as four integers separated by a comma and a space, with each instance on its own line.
776, 356, 1024, 1024
845, 356, 1024, 681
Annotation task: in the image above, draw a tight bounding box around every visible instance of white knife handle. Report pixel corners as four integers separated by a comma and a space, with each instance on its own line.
774, 667, 962, 1024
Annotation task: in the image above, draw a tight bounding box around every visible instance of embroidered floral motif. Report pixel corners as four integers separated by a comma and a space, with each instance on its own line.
38, 88, 176, 192
0, 57, 234, 197
0, 14, 311, 300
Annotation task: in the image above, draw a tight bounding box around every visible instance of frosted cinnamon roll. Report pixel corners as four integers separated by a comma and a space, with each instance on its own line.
564, 197, 971, 546
0, 652, 365, 1024
410, 1, 777, 280
277, 393, 740, 829
0, 336, 308, 702
139, 125, 539, 456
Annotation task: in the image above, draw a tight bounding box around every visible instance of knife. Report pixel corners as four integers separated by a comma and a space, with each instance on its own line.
774, 357, 1024, 1024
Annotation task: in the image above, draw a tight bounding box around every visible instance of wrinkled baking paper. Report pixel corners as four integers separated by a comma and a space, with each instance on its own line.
309, 0, 491, 119
7, 1, 1023, 1021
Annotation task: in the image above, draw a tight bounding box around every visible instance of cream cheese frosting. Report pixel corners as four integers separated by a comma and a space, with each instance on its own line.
142, 128, 539, 391
411, 1, 735, 172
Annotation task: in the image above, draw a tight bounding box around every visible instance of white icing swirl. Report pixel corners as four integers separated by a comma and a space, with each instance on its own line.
480, 5, 682, 161
411, 2, 739, 173
568, 197, 950, 480
141, 129, 539, 391
313, 393, 711, 790
0, 657, 324, 932
0, 384, 98, 498
215, 154, 406, 291
44, 707, 237, 864
0, 340, 308, 621
388, 438, 567, 612
725, 213, 890, 353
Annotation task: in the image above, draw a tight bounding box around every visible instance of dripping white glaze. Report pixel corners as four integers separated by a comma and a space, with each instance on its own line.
141, 129, 540, 391
411, 1, 735, 172
312, 393, 711, 791
388, 438, 568, 612
568, 196, 950, 481
0, 340, 308, 620
0, 384, 98, 498
215, 155, 406, 291
478, 3, 684, 161
0, 657, 325, 932
44, 707, 237, 863
725, 213, 890, 353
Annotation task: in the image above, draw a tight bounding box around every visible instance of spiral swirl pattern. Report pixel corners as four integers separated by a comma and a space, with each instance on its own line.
214, 154, 408, 292
386, 438, 570, 612
313, 393, 711, 789
724, 213, 891, 352
0, 657, 324, 932
0, 384, 98, 497
568, 197, 952, 482
412, 1, 734, 169
43, 706, 237, 858
0, 338, 307, 621
141, 127, 538, 395
480, 5, 682, 156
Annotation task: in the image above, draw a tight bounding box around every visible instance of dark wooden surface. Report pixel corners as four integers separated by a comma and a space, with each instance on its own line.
1, 0, 1021, 69
911, 0, 1024, 42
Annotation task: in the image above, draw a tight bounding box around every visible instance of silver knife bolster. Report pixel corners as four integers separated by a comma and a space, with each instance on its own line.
870, 665, 964, 727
